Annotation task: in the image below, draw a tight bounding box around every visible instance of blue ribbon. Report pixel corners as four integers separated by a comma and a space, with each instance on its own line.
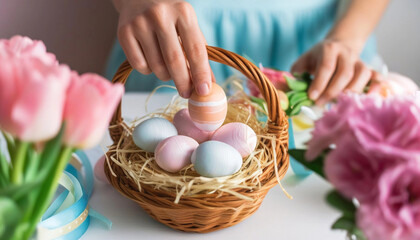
288, 119, 313, 178
37, 150, 111, 240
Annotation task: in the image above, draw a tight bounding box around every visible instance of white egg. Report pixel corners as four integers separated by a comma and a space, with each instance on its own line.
132, 117, 178, 152
192, 141, 242, 178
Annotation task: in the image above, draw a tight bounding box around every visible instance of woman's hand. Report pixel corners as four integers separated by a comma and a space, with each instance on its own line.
113, 0, 212, 98
291, 39, 372, 105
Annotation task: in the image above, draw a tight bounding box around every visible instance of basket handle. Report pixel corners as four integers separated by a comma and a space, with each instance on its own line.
109, 46, 286, 142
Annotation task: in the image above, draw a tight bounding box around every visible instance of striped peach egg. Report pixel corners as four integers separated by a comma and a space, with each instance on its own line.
188, 83, 227, 131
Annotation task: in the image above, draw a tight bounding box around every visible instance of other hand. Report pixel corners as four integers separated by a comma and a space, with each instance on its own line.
292, 39, 372, 105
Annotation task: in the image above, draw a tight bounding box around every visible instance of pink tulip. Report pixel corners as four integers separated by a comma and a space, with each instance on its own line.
63, 73, 124, 149
0, 57, 71, 141
0, 35, 57, 65
357, 163, 420, 240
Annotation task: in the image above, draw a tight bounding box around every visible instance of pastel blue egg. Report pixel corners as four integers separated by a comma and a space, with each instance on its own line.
192, 141, 242, 178
132, 117, 178, 152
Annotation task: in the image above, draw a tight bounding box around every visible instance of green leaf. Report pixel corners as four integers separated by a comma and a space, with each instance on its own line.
37, 125, 65, 179
286, 90, 296, 98
288, 149, 325, 178
250, 96, 268, 114
288, 99, 313, 116
0, 152, 9, 187
2, 131, 15, 159
250, 96, 266, 106
326, 190, 356, 216
0, 181, 41, 201
285, 75, 308, 91
0, 196, 22, 240
351, 228, 368, 240
289, 92, 308, 107
331, 215, 356, 231
332, 215, 368, 240
293, 72, 312, 84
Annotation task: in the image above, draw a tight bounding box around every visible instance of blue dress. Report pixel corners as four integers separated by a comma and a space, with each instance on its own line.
105, 0, 377, 92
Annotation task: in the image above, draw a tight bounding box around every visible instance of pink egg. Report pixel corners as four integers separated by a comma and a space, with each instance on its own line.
188, 83, 227, 131
173, 108, 214, 143
155, 135, 199, 172
211, 122, 257, 157
94, 155, 110, 184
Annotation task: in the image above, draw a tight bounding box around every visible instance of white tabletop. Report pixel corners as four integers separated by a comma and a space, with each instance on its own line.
82, 93, 345, 240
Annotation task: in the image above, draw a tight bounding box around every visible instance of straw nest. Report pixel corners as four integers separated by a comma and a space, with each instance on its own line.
106, 86, 288, 203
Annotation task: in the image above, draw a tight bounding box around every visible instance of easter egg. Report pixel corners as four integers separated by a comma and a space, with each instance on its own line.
155, 135, 198, 172
192, 141, 242, 178
211, 123, 257, 157
132, 117, 178, 152
173, 108, 214, 143
94, 155, 109, 183
188, 83, 227, 132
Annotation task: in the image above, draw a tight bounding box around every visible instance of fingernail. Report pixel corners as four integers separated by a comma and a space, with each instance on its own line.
180, 90, 191, 99
316, 97, 326, 106
197, 83, 210, 96
309, 90, 320, 100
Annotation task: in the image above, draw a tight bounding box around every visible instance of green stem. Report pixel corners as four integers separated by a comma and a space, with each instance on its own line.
24, 149, 40, 182
10, 141, 30, 184
22, 146, 74, 240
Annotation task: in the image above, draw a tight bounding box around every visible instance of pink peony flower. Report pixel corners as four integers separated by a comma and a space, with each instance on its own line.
349, 97, 420, 160
305, 94, 364, 160
306, 94, 420, 161
0, 57, 71, 141
247, 66, 291, 97
357, 163, 420, 240
63, 73, 124, 149
368, 73, 419, 98
0, 35, 57, 65
324, 135, 405, 203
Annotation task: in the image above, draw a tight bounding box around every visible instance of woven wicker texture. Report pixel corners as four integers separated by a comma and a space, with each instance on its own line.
104, 46, 289, 233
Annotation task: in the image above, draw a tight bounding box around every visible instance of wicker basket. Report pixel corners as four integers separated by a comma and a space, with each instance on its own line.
104, 46, 289, 233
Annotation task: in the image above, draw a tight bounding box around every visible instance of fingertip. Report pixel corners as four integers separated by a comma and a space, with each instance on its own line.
315, 96, 327, 106
308, 89, 320, 101
180, 88, 192, 99
192, 70, 212, 96
196, 82, 210, 96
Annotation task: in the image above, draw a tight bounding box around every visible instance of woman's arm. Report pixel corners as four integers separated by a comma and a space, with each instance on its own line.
329, 0, 389, 55
292, 0, 390, 105
111, 0, 212, 98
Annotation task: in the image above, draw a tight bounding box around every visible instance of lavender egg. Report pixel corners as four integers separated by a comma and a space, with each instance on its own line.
94, 155, 109, 183
155, 135, 199, 172
211, 122, 257, 157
